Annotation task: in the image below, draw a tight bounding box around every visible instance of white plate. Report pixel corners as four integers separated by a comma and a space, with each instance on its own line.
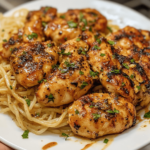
1, 0, 150, 150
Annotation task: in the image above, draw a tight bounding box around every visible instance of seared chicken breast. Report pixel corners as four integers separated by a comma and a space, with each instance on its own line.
10, 41, 58, 88
68, 93, 136, 138
36, 38, 93, 106
44, 8, 107, 44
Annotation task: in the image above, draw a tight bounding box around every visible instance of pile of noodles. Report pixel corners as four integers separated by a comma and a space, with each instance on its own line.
0, 8, 119, 135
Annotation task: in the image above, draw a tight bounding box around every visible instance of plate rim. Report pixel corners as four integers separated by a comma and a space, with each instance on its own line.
1, 0, 150, 150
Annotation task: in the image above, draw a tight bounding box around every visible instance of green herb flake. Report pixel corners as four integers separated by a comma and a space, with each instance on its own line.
76, 38, 80, 42
92, 113, 101, 120
22, 130, 29, 139
10, 85, 13, 90
45, 7, 51, 12
22, 51, 26, 55
60, 15, 65, 19
122, 63, 129, 69
82, 26, 86, 31
42, 21, 47, 27
136, 85, 141, 90
48, 93, 55, 102
130, 59, 135, 63
82, 18, 87, 26
64, 37, 67, 41
47, 43, 52, 47
2, 29, 5, 32
52, 64, 58, 69
79, 70, 84, 75
10, 48, 13, 51
18, 35, 22, 38
81, 51, 86, 55
58, 49, 71, 55
67, 21, 78, 28
104, 139, 109, 144
79, 12, 84, 21
80, 81, 88, 89
35, 113, 40, 117
106, 108, 119, 114
112, 54, 116, 59
130, 74, 134, 79
107, 26, 113, 33
111, 69, 120, 74
75, 109, 79, 114
144, 111, 150, 118
89, 105, 94, 108
90, 70, 99, 77
100, 53, 105, 57
89, 26, 92, 32
43, 79, 47, 82
62, 133, 69, 140
61, 69, 68, 73
64, 61, 75, 68
122, 82, 125, 87
27, 32, 38, 40
108, 40, 115, 45
3, 39, 7, 42
25, 99, 31, 106
93, 45, 101, 50
96, 39, 101, 44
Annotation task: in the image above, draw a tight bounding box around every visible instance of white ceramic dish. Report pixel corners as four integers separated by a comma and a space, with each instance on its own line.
0, 0, 150, 150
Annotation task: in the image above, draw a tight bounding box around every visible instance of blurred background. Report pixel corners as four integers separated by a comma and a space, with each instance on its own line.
0, 0, 150, 150
0, 0, 150, 19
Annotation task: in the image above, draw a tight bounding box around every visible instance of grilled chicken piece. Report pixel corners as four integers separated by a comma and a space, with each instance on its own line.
107, 26, 150, 107
10, 41, 58, 88
44, 8, 107, 44
88, 38, 136, 105
0, 30, 23, 59
68, 93, 136, 139
23, 6, 57, 43
36, 39, 93, 106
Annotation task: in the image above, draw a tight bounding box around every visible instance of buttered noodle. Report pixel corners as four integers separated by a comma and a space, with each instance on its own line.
0, 9, 119, 136
0, 9, 71, 135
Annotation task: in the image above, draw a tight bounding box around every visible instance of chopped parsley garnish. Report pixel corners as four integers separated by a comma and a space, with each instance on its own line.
48, 93, 54, 102
2, 29, 5, 32
3, 39, 7, 42
42, 21, 47, 27
47, 43, 52, 47
62, 133, 69, 140
130, 74, 134, 79
76, 38, 80, 42
45, 7, 51, 12
10, 48, 13, 51
106, 108, 119, 114
89, 26, 92, 32
18, 35, 22, 38
108, 40, 115, 45
122, 63, 129, 69
52, 64, 58, 69
27, 32, 38, 40
96, 39, 101, 44
136, 85, 141, 90
10, 85, 13, 89
60, 15, 65, 19
112, 54, 116, 59
82, 18, 87, 26
22, 130, 29, 139
58, 49, 71, 55
122, 82, 125, 87
80, 81, 88, 89
75, 109, 79, 114
144, 111, 150, 118
64, 61, 75, 68
38, 79, 47, 83
90, 70, 99, 77
104, 139, 109, 144
25, 99, 31, 106
22, 51, 26, 55
82, 26, 86, 31
100, 53, 105, 57
130, 59, 135, 63
111, 69, 120, 74
61, 69, 68, 73
35, 113, 40, 117
79, 70, 84, 75
81, 51, 86, 55
107, 26, 113, 33
89, 105, 94, 108
64, 37, 67, 41
67, 21, 78, 28
79, 12, 84, 21
92, 113, 101, 120
93, 45, 101, 50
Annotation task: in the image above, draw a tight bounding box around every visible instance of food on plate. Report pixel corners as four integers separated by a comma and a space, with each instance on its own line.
0, 6, 150, 140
